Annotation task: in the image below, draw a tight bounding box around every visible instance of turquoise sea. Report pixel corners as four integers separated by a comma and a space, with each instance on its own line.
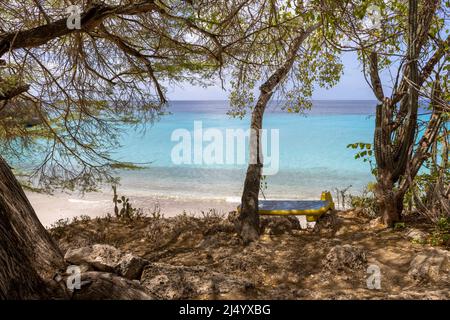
112, 100, 377, 201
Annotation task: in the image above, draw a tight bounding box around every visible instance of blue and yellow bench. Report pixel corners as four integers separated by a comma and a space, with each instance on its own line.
238, 191, 334, 222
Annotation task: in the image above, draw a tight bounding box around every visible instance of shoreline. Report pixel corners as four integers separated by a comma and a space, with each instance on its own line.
27, 189, 350, 227
26, 191, 238, 227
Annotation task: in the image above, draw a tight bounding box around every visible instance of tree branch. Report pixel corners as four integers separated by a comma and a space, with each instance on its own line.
368, 52, 385, 101
0, 84, 30, 101
398, 81, 444, 195
0, 1, 160, 57
98, 25, 167, 104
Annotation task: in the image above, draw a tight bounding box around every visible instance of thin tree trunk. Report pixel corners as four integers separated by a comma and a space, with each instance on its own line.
239, 95, 271, 243
0, 156, 67, 299
238, 26, 318, 243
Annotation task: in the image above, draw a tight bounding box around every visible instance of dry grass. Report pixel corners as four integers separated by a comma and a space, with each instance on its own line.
49, 210, 450, 299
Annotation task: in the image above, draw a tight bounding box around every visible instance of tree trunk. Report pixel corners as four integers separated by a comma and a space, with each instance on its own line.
238, 26, 318, 243
371, 0, 420, 226
0, 156, 67, 299
239, 96, 270, 243
375, 170, 403, 226
71, 272, 153, 300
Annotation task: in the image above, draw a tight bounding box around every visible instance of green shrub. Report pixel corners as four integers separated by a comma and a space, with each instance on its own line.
429, 217, 450, 246
349, 183, 378, 217
112, 185, 145, 221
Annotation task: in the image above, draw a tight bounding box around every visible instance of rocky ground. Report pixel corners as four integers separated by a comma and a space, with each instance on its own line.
48, 210, 450, 300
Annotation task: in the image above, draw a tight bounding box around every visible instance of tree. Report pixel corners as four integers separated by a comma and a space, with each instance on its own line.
0, 0, 269, 298
410, 122, 449, 222
229, 0, 342, 242
0, 0, 227, 191
320, 0, 449, 225
0, 156, 67, 299
2, 0, 343, 298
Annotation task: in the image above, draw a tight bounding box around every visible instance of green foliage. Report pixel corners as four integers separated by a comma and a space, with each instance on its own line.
347, 142, 376, 175
0, 74, 21, 95
109, 162, 147, 170
347, 142, 373, 161
436, 217, 450, 231
0, 1, 239, 192
350, 182, 378, 217
393, 222, 406, 230
429, 217, 450, 246
19, 181, 47, 194
227, 0, 343, 117
47, 218, 70, 239
404, 127, 449, 220
112, 185, 144, 221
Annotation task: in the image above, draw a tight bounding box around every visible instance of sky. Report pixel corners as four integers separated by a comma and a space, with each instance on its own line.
165, 52, 379, 101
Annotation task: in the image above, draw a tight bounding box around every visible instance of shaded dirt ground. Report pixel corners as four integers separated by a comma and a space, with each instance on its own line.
49, 210, 450, 299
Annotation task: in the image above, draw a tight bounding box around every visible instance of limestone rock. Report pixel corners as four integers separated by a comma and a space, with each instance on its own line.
405, 228, 428, 243
408, 248, 450, 283
140, 263, 255, 299
323, 244, 367, 272
116, 253, 148, 280
65, 244, 121, 272
65, 244, 148, 279
388, 289, 450, 300
260, 216, 300, 235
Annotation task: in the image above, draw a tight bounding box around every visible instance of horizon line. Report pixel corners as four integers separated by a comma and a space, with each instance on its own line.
167, 99, 379, 102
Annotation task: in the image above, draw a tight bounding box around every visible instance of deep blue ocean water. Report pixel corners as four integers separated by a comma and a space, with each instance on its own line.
112, 100, 377, 201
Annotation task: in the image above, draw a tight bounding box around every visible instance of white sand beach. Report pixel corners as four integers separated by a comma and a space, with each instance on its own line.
26, 191, 238, 227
